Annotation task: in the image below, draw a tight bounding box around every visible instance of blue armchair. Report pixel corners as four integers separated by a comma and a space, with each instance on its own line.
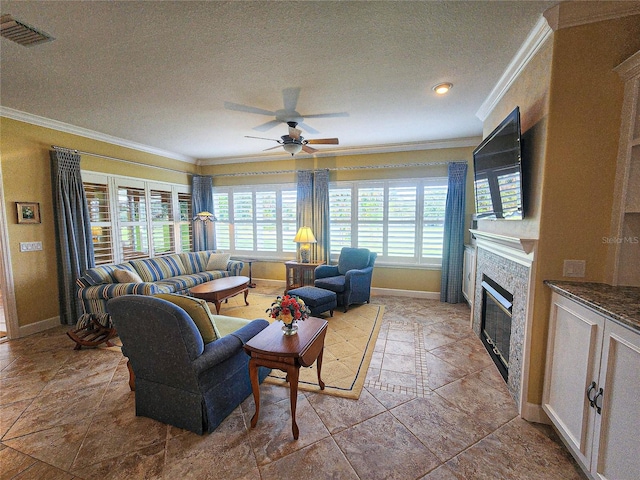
108, 295, 270, 434
314, 247, 377, 312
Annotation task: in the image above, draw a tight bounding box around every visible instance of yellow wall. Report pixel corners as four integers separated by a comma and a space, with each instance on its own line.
203, 146, 477, 293
1, 116, 476, 331
0, 118, 195, 329
480, 14, 640, 406
526, 15, 640, 404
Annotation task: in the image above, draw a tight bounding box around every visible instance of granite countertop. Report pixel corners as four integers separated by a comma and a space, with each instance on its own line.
544, 280, 640, 333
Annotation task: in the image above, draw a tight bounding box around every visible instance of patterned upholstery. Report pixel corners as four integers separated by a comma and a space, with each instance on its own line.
75, 251, 244, 328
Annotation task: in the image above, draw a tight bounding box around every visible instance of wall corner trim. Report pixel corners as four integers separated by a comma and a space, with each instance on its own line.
476, 16, 552, 122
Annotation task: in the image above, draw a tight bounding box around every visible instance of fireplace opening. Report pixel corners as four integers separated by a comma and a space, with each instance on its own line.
480, 275, 513, 382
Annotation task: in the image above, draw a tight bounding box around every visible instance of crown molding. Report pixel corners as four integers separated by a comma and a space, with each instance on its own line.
544, 1, 640, 31
476, 16, 552, 122
197, 136, 482, 166
0, 107, 196, 164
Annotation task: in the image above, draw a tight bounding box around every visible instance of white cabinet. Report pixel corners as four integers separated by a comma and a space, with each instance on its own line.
462, 244, 476, 307
608, 50, 640, 286
543, 293, 640, 479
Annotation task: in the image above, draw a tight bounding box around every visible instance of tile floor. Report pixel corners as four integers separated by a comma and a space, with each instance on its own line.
0, 284, 586, 479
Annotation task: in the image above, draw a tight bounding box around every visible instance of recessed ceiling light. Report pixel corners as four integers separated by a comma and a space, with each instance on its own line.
432, 82, 453, 95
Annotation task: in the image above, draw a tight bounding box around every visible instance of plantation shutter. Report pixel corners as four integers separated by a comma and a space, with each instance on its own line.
281, 189, 297, 252
213, 192, 230, 250
84, 182, 113, 265
118, 185, 149, 260
422, 182, 448, 257
256, 190, 277, 251
329, 187, 352, 251
357, 186, 384, 253
150, 189, 174, 255
178, 192, 192, 252
233, 191, 254, 250
388, 185, 416, 257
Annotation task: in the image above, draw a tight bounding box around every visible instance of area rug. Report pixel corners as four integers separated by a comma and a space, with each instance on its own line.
221, 293, 384, 399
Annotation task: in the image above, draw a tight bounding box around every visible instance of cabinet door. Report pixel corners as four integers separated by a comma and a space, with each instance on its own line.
542, 293, 604, 469
462, 246, 476, 305
591, 321, 640, 480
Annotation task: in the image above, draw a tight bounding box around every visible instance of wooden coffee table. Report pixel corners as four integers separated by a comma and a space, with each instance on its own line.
190, 275, 250, 314
243, 316, 328, 439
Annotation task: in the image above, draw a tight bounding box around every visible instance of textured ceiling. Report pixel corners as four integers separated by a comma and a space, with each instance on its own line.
0, 1, 557, 164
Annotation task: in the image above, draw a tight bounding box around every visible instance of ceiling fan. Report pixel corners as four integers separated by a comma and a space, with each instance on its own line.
224, 87, 348, 133
246, 121, 339, 156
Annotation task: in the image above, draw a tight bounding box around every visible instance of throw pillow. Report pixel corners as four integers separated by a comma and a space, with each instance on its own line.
154, 293, 221, 344
113, 269, 144, 284
206, 252, 230, 271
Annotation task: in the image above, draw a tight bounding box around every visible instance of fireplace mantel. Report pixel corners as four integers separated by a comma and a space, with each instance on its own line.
470, 229, 537, 266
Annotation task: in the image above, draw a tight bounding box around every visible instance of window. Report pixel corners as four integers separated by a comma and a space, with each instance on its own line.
213, 185, 297, 257
329, 178, 447, 265
82, 172, 191, 265
84, 182, 113, 265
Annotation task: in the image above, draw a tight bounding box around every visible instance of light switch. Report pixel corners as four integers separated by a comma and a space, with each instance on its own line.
19, 241, 43, 252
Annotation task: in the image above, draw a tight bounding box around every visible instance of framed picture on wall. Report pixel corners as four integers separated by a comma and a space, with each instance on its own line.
16, 202, 41, 224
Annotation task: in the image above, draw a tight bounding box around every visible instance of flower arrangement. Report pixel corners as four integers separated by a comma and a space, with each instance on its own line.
266, 294, 311, 328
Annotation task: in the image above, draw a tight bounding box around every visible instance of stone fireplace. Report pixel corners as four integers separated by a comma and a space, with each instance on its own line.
470, 230, 536, 416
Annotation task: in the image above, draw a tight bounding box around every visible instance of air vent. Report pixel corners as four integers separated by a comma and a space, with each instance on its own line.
1, 14, 54, 47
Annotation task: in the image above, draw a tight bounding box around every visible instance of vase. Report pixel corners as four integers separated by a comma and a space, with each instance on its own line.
281, 320, 298, 336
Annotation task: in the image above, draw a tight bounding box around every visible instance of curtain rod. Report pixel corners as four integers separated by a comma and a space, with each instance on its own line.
210, 160, 457, 178
52, 145, 461, 178
51, 145, 193, 175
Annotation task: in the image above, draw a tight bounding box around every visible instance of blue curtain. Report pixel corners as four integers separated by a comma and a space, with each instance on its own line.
50, 148, 95, 325
312, 169, 330, 264
440, 162, 467, 304
192, 175, 215, 251
296, 170, 330, 264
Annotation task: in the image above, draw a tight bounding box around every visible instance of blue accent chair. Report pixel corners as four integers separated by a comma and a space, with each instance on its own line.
314, 247, 377, 312
108, 295, 270, 434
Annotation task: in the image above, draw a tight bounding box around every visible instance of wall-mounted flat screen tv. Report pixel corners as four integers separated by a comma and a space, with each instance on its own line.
473, 106, 524, 220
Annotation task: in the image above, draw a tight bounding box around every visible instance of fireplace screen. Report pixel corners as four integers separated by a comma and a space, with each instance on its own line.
480, 276, 513, 381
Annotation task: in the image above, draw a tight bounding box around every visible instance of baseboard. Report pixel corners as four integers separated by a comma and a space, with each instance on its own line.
521, 402, 550, 424
252, 279, 441, 300
371, 287, 440, 300
19, 316, 60, 338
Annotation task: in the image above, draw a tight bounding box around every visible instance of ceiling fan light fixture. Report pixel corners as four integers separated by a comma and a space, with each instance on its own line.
432, 82, 453, 95
283, 142, 302, 156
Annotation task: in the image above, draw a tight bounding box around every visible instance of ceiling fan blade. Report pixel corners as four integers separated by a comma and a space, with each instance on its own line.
303, 112, 350, 119
224, 101, 276, 117
282, 87, 301, 112
306, 138, 339, 145
263, 145, 282, 152
302, 144, 317, 154
253, 119, 283, 132
298, 122, 319, 134
289, 125, 302, 139
245, 135, 280, 142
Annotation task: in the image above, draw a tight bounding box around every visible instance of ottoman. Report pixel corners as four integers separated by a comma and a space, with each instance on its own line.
287, 286, 337, 317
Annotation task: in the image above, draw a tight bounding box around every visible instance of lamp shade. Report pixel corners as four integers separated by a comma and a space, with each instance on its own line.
194, 211, 217, 222
294, 226, 317, 244
283, 143, 303, 156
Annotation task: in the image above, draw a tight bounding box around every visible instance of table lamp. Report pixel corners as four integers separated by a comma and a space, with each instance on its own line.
294, 226, 317, 263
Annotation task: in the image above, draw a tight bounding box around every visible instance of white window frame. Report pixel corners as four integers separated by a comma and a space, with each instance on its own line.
329, 177, 448, 268
212, 184, 297, 259
82, 171, 191, 264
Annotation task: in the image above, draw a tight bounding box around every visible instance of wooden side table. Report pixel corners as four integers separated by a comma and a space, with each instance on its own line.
243, 317, 328, 439
284, 260, 324, 294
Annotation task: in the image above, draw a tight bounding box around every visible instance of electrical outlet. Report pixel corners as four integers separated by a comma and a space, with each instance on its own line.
19, 241, 42, 252
563, 259, 586, 278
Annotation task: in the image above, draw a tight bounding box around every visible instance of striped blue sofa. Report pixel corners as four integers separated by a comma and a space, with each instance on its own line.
75, 250, 244, 329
